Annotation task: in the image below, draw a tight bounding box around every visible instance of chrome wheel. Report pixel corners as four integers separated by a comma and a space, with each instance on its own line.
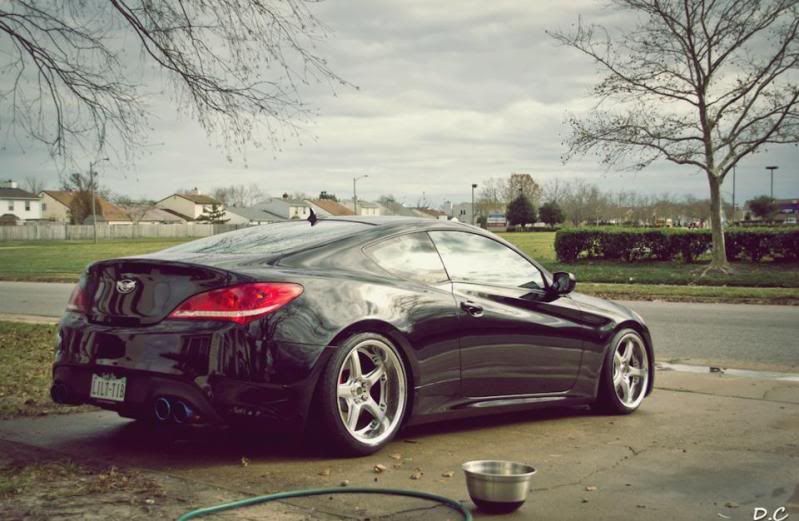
612, 333, 649, 409
336, 338, 406, 447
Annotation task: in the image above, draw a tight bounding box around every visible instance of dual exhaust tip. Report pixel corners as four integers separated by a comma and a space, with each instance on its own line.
154, 397, 197, 424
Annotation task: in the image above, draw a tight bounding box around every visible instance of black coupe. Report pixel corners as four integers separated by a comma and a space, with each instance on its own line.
51, 217, 653, 455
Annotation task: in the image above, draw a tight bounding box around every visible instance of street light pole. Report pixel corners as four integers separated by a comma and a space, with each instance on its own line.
89, 157, 109, 244
353, 174, 368, 215
731, 165, 736, 224
471, 183, 477, 225
766, 165, 778, 199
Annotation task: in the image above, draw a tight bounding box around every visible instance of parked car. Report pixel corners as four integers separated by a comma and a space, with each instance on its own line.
51, 217, 654, 455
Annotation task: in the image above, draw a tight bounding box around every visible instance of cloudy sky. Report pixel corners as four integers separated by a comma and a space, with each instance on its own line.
2, 0, 797, 206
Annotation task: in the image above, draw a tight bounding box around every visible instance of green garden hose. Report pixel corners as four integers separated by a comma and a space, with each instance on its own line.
177, 486, 472, 520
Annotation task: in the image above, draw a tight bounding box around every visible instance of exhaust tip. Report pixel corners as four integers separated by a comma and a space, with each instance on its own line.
172, 400, 195, 424
154, 397, 171, 422
50, 382, 70, 404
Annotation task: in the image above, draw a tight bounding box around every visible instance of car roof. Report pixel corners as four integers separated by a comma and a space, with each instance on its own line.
318, 215, 475, 230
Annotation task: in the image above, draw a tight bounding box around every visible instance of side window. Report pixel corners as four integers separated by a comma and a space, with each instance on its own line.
367, 232, 448, 285
429, 231, 544, 289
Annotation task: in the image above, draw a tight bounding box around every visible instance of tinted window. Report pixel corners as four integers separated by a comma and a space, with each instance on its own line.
161, 221, 370, 254
429, 231, 544, 288
367, 233, 448, 284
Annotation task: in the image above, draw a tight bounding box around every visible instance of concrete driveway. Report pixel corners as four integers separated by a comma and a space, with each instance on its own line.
0, 370, 796, 520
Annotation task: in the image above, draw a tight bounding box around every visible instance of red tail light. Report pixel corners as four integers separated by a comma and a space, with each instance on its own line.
66, 284, 89, 314
168, 283, 303, 325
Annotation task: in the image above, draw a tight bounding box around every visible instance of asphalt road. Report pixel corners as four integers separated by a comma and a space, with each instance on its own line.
1, 281, 796, 371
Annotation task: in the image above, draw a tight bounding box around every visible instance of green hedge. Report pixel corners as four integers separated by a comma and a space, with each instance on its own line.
554, 227, 799, 263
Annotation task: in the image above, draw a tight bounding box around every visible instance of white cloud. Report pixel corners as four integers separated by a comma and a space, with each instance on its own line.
1, 0, 797, 205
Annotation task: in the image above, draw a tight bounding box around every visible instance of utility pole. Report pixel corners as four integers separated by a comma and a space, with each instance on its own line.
731, 165, 736, 224
471, 183, 477, 225
766, 165, 778, 199
89, 157, 109, 244
353, 175, 368, 215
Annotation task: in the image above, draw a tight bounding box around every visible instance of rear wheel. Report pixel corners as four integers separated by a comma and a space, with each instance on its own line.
316, 333, 408, 456
594, 329, 650, 414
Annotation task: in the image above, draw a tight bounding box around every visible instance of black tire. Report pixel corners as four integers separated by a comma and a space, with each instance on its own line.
593, 328, 650, 415
314, 332, 409, 456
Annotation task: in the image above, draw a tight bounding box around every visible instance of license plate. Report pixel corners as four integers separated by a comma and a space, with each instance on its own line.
89, 374, 126, 402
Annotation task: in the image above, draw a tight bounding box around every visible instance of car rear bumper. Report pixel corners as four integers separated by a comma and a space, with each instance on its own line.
52, 313, 333, 431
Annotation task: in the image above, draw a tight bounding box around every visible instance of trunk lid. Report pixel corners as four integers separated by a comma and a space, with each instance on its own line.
84, 258, 247, 326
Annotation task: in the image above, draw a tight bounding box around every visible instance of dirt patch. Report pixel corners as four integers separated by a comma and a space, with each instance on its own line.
0, 440, 337, 520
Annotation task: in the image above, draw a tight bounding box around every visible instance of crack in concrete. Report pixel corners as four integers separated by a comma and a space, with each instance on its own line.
530, 445, 647, 493
657, 386, 799, 405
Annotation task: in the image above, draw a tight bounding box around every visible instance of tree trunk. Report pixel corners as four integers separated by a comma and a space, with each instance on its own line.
707, 174, 729, 269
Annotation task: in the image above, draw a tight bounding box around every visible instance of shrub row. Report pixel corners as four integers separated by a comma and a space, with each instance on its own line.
554, 227, 799, 263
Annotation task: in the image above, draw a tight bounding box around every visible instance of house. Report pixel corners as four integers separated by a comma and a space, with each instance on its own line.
449, 202, 475, 224
486, 212, 507, 230
119, 205, 187, 224
0, 180, 42, 222
342, 199, 382, 216
376, 200, 417, 218
155, 191, 224, 221
307, 199, 355, 217
413, 208, 449, 221
40, 190, 131, 224
225, 204, 286, 225
255, 194, 311, 220
776, 198, 799, 224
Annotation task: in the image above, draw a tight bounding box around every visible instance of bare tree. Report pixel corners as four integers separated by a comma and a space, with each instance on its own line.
0, 1, 346, 163
507, 173, 542, 206
551, 0, 799, 270
23, 176, 45, 194
212, 183, 264, 207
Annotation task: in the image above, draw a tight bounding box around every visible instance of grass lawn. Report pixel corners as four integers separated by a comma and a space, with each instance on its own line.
0, 321, 94, 419
0, 239, 190, 282
499, 232, 799, 288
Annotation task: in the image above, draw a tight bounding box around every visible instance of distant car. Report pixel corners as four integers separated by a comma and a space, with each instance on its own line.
51, 217, 653, 455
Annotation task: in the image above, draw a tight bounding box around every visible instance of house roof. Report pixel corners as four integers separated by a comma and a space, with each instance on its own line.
42, 190, 131, 222
0, 187, 38, 200
226, 206, 286, 222
158, 193, 222, 205
309, 199, 355, 216
379, 200, 418, 217
414, 207, 448, 218
119, 205, 187, 223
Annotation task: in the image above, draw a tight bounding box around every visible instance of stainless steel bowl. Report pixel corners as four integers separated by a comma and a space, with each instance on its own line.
462, 460, 536, 513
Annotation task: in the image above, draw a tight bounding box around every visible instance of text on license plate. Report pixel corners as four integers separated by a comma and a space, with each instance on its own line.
90, 374, 126, 402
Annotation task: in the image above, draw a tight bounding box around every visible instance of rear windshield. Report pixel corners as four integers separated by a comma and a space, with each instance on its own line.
160, 221, 371, 255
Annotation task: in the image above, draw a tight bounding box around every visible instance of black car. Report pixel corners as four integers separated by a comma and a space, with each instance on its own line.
51, 217, 653, 455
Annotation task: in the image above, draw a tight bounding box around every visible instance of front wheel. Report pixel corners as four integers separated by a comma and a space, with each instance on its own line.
594, 329, 650, 414
315, 333, 408, 456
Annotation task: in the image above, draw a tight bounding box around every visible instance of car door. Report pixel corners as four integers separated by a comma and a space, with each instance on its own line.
364, 231, 462, 413
428, 230, 584, 397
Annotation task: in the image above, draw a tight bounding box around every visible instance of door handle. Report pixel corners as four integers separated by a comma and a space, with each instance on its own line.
460, 300, 484, 318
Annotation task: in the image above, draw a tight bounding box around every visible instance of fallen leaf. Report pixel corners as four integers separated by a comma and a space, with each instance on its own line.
240, 457, 249, 467
340, 480, 350, 487
442, 471, 454, 478
373, 464, 387, 473
389, 453, 402, 461
724, 502, 739, 509
318, 468, 331, 477
410, 472, 423, 480
585, 486, 598, 492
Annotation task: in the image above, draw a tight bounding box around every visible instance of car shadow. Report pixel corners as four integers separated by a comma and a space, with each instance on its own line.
93, 404, 595, 469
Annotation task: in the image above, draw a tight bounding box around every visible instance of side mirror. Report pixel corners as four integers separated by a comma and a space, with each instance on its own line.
552, 272, 576, 295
